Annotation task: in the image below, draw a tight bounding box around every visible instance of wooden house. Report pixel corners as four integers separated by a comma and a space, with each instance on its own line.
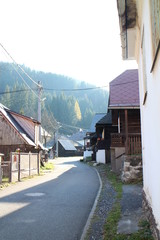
0, 103, 41, 161
108, 70, 142, 173
58, 139, 77, 157
95, 111, 117, 163
83, 113, 106, 160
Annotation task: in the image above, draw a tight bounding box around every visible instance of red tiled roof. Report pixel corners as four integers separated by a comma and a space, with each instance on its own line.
108, 69, 139, 108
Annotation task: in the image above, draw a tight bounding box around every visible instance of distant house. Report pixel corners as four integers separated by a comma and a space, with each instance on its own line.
95, 111, 117, 164
71, 140, 83, 156
0, 103, 41, 161
41, 127, 52, 148
117, 0, 160, 238
58, 139, 77, 157
108, 70, 142, 174
83, 113, 106, 160
68, 129, 86, 156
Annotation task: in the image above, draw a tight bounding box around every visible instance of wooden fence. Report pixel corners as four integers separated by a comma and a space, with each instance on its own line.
111, 133, 141, 155
0, 152, 39, 183
10, 152, 39, 182
128, 134, 141, 155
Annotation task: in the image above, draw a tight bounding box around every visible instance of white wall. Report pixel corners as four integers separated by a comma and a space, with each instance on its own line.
83, 150, 93, 159
96, 150, 105, 164
136, 0, 160, 231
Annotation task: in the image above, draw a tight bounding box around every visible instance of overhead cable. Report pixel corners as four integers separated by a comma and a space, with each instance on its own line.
0, 43, 40, 87
43, 86, 108, 92
9, 61, 39, 99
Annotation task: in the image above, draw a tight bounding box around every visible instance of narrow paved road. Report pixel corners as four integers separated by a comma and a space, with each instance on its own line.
0, 157, 99, 240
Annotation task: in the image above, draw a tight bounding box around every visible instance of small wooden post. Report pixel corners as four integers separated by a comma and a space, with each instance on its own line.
29, 152, 31, 177
17, 148, 21, 182
37, 151, 40, 175
9, 152, 12, 182
125, 109, 128, 155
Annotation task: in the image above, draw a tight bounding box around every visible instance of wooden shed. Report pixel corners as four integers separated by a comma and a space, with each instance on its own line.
58, 139, 77, 157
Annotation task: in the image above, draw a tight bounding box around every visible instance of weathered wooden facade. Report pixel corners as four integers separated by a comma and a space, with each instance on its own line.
58, 139, 77, 157
95, 111, 117, 163
108, 70, 142, 173
111, 109, 141, 155
0, 104, 41, 162
83, 113, 106, 160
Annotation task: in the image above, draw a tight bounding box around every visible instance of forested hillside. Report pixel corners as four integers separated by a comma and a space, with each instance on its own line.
0, 62, 109, 135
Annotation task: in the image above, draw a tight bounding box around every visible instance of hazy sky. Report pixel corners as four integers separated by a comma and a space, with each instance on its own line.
0, 0, 137, 87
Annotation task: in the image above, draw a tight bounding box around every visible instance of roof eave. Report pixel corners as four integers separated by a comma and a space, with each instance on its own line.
117, 0, 137, 60
7, 109, 41, 125
108, 105, 140, 110
0, 110, 36, 147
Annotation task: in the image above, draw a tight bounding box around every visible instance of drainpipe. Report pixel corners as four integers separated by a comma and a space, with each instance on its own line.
125, 0, 128, 59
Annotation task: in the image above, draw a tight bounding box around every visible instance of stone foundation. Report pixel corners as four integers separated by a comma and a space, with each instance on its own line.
121, 155, 142, 183
143, 191, 160, 240
111, 147, 125, 173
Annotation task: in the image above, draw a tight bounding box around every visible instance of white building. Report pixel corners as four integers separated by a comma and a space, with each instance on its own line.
117, 0, 160, 238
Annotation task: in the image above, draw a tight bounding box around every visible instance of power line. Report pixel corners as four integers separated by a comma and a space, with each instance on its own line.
0, 44, 39, 98
58, 121, 88, 131
0, 89, 31, 95
9, 61, 39, 99
0, 43, 40, 87
0, 86, 107, 95
0, 80, 132, 95
43, 86, 108, 92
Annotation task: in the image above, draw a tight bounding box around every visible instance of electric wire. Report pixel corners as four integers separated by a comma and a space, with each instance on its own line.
0, 89, 31, 95
58, 121, 88, 131
0, 78, 136, 96
43, 86, 108, 92
0, 43, 40, 87
9, 62, 39, 99
0, 45, 39, 98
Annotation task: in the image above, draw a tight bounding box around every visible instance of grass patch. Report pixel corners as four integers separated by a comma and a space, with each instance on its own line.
103, 164, 153, 240
2, 176, 9, 183
40, 162, 54, 171
105, 164, 123, 199
85, 156, 92, 162
103, 165, 122, 240
104, 201, 121, 240
110, 220, 154, 240
0, 177, 10, 189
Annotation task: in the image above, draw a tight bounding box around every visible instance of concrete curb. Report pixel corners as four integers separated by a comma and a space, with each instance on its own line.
80, 168, 102, 240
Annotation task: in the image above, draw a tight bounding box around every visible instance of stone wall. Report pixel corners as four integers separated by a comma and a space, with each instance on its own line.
121, 155, 142, 183
143, 191, 160, 240
111, 147, 125, 173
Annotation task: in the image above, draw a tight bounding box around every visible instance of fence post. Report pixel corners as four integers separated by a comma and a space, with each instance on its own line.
29, 152, 31, 177
17, 149, 21, 182
9, 152, 12, 182
37, 152, 40, 175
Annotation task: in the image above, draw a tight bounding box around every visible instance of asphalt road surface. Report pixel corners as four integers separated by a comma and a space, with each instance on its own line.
0, 157, 100, 240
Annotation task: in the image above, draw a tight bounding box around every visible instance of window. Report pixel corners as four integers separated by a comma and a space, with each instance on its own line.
150, 0, 160, 71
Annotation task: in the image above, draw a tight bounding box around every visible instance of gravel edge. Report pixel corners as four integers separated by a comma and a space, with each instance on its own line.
82, 164, 117, 240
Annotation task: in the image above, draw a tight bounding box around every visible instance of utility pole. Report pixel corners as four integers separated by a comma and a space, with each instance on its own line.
38, 81, 43, 143
56, 128, 59, 158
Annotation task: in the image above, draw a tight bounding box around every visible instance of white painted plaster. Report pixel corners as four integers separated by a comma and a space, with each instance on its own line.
135, 0, 160, 231
96, 150, 105, 164
83, 150, 93, 159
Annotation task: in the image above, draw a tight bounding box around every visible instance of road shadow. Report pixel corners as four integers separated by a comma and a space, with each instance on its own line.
0, 159, 99, 240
